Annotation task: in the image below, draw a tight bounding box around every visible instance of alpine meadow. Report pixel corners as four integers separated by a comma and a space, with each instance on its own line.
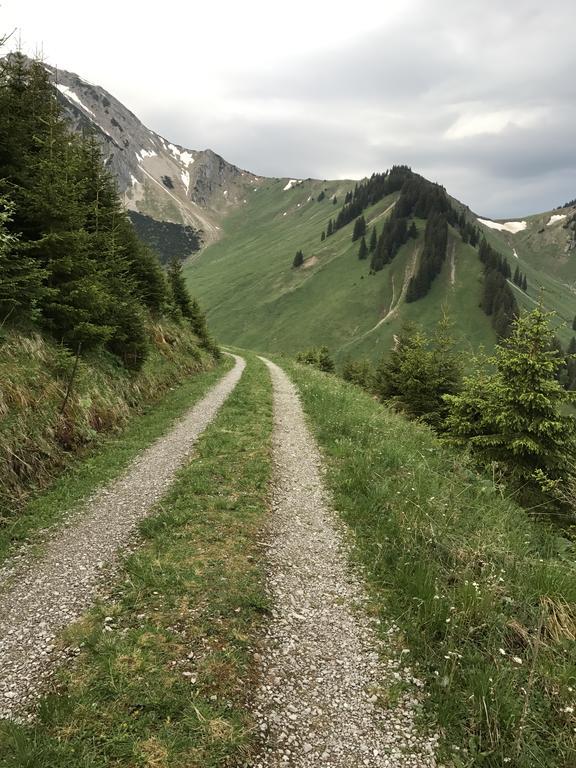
0, 5, 575, 768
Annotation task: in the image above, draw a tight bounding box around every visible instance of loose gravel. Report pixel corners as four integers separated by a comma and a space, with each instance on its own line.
251, 358, 438, 768
0, 355, 245, 720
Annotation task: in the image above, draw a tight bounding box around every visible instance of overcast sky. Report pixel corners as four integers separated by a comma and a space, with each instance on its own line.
3, 0, 576, 217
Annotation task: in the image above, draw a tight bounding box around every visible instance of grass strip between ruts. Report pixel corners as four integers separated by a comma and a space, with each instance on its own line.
0, 352, 273, 767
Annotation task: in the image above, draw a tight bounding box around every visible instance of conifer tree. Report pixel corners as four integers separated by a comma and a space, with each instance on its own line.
342, 358, 374, 390
358, 236, 368, 260
0, 195, 46, 321
566, 337, 576, 391
321, 230, 325, 242
0, 53, 218, 368
167, 258, 215, 353
369, 226, 377, 252
292, 249, 304, 268
168, 257, 193, 317
408, 221, 418, 239
326, 219, 333, 237
374, 317, 461, 428
352, 215, 366, 242
445, 307, 576, 506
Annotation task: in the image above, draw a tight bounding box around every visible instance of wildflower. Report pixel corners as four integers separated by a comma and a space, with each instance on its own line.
564, 706, 574, 714
512, 657, 523, 665
498, 648, 506, 656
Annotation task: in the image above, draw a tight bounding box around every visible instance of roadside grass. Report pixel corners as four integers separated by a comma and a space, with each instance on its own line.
285, 360, 576, 768
0, 355, 233, 567
0, 353, 273, 767
0, 321, 218, 525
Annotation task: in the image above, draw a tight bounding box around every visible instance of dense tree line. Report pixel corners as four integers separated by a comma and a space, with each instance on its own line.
406, 213, 448, 301
304, 166, 535, 331
370, 216, 410, 272
455, 210, 479, 246
331, 165, 413, 234
478, 238, 518, 337
128, 211, 200, 264
512, 265, 528, 292
0, 53, 214, 367
351, 215, 366, 242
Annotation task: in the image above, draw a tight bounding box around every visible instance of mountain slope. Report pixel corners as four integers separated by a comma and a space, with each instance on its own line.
476, 206, 576, 343
186, 175, 576, 359
45, 63, 260, 245
35, 60, 576, 357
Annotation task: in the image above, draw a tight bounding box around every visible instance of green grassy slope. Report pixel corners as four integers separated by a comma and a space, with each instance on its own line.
186, 178, 501, 360
477, 206, 576, 345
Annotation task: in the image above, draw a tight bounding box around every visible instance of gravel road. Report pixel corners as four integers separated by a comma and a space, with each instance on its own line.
251, 358, 438, 767
0, 355, 245, 720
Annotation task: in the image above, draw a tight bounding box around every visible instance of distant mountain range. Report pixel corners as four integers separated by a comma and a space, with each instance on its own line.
44, 60, 576, 358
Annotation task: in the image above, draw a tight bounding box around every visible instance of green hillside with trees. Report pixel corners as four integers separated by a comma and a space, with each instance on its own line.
186, 167, 576, 364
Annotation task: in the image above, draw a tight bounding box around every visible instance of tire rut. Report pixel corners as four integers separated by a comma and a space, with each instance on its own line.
250, 358, 437, 767
0, 355, 245, 720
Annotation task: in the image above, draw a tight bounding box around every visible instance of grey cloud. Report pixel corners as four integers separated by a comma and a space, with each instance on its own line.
146, 0, 576, 216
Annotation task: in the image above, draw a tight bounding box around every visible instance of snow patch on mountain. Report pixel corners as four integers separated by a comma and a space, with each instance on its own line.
56, 84, 95, 117
283, 179, 301, 191
181, 170, 190, 193
168, 143, 195, 166
548, 214, 567, 226
478, 218, 527, 234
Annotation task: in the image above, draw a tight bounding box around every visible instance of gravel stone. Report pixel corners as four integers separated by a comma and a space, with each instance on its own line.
250, 358, 438, 767
0, 355, 245, 721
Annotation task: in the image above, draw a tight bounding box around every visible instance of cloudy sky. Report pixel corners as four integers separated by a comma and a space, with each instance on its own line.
3, 0, 576, 216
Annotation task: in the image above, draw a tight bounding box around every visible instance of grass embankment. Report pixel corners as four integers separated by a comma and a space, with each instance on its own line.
0, 353, 273, 767
286, 360, 576, 767
0, 321, 217, 529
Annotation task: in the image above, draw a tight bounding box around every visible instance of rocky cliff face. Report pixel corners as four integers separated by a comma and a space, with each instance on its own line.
45, 64, 262, 244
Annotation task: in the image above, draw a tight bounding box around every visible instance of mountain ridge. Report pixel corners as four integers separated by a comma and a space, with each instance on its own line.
40, 60, 262, 247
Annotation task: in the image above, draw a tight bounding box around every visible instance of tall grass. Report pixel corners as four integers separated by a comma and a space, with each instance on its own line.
287, 360, 576, 767
0, 321, 215, 520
